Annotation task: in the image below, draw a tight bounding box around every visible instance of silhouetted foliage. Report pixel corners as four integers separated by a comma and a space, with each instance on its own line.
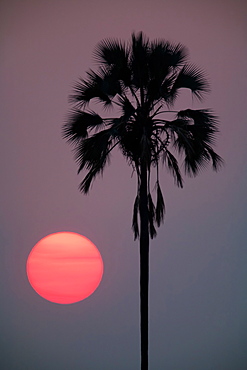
64, 32, 222, 239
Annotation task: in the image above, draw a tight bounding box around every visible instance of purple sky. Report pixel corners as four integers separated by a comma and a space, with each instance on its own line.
1, 0, 247, 369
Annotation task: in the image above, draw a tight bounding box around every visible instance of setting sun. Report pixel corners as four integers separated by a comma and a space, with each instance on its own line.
26, 232, 103, 304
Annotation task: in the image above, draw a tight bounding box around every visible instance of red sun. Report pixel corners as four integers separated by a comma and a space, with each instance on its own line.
26, 232, 103, 304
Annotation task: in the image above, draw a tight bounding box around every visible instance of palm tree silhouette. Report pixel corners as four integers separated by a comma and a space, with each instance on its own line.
63, 32, 222, 370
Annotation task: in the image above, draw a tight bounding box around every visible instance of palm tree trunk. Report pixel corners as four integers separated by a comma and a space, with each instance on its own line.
139, 162, 149, 370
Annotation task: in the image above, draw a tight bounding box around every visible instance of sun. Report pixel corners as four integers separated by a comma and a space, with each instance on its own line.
26, 232, 103, 304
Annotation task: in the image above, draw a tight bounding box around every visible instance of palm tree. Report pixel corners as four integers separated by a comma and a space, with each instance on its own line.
63, 32, 222, 370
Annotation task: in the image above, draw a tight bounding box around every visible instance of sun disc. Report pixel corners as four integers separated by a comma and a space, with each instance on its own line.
26, 232, 103, 304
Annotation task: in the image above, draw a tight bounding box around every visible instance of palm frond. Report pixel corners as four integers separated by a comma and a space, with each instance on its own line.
168, 118, 194, 154
169, 64, 210, 104
93, 38, 132, 87
169, 42, 188, 67
70, 66, 124, 108
149, 41, 188, 74
178, 109, 218, 132
132, 193, 140, 240
163, 148, 184, 187
155, 182, 165, 226
63, 110, 104, 142
74, 128, 114, 193
79, 167, 100, 193
204, 146, 224, 171
169, 109, 223, 175
69, 73, 112, 107
148, 193, 157, 239
76, 129, 112, 172
93, 38, 129, 66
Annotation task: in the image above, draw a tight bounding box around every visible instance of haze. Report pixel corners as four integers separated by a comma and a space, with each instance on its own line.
1, 0, 247, 369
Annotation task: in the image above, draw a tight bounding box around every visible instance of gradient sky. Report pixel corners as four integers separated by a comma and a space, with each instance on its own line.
1, 1, 247, 369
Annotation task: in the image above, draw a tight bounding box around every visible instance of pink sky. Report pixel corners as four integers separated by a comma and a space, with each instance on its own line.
1, 0, 247, 369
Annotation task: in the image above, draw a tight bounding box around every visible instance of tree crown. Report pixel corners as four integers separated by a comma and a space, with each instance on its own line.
63, 32, 223, 238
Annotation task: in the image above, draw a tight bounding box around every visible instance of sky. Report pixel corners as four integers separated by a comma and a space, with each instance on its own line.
1, 0, 247, 369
